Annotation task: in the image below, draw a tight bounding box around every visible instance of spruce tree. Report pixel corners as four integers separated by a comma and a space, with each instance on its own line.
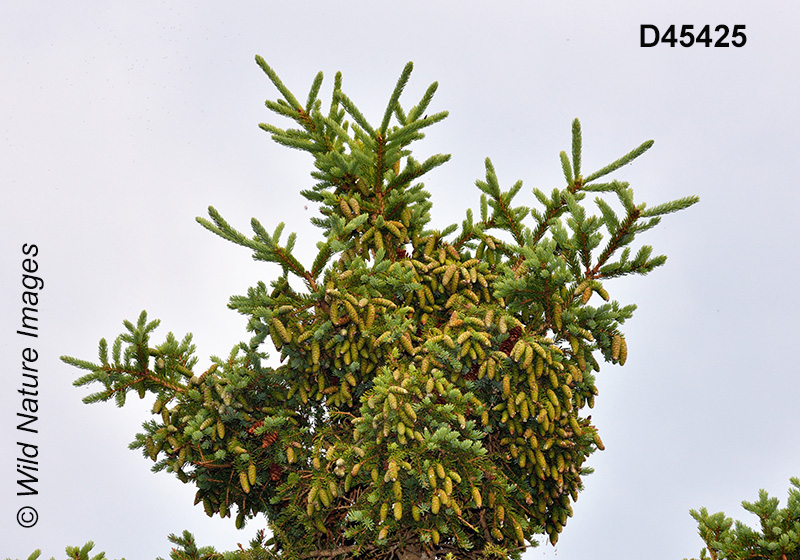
61, 57, 697, 560
686, 478, 800, 560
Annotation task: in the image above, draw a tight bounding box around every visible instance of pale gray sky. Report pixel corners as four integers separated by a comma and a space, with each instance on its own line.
2, 2, 799, 559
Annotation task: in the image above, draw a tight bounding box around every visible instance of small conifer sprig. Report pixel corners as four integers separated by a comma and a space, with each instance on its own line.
62, 58, 697, 560
686, 478, 800, 560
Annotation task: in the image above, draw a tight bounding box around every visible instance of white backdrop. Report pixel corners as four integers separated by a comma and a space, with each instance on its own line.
2, 2, 798, 559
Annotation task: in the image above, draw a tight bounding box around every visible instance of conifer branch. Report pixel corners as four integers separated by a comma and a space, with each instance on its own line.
250, 217, 309, 279
475, 159, 528, 249
305, 71, 324, 113
373, 132, 386, 195
571, 118, 582, 180
387, 152, 450, 193
198, 207, 311, 285
386, 111, 448, 148
334, 90, 376, 138
590, 205, 641, 278
255, 56, 303, 111
408, 81, 439, 122
560, 151, 574, 186
583, 139, 654, 183
380, 62, 413, 135
639, 195, 700, 217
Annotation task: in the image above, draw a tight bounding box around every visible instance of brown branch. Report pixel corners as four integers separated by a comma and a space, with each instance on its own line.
374, 132, 386, 195
104, 366, 186, 397
300, 545, 361, 559
296, 107, 335, 153
479, 507, 493, 542
193, 460, 233, 469
589, 207, 640, 278
305, 271, 319, 292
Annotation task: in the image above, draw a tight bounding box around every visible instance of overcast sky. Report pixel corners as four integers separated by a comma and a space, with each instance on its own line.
2, 2, 799, 559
